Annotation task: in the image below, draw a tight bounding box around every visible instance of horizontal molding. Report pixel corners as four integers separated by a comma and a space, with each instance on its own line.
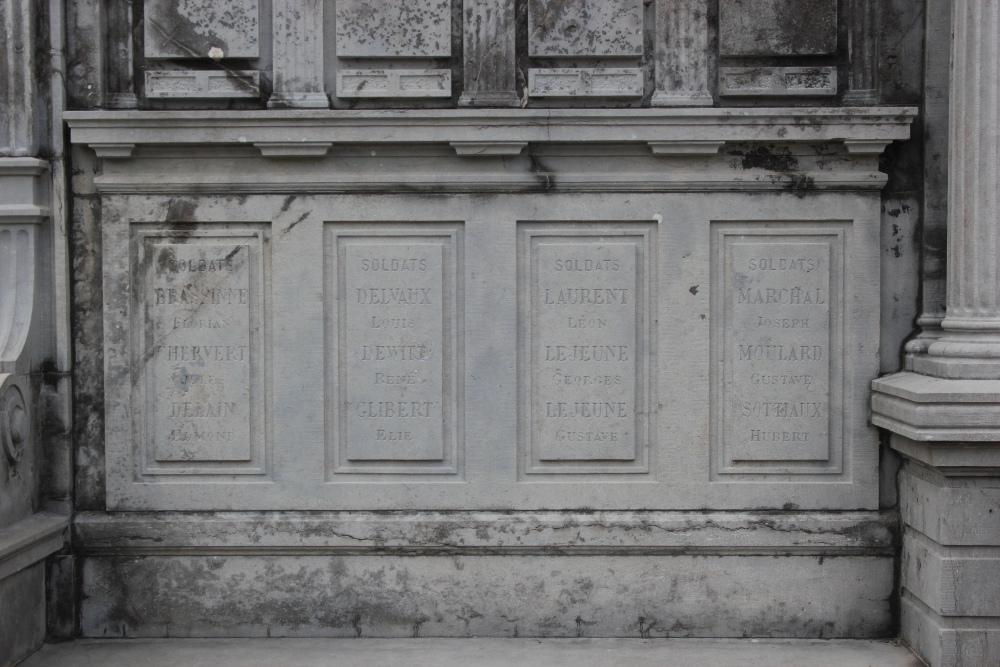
0, 513, 70, 581
720, 67, 838, 97
337, 70, 451, 98
872, 372, 1000, 445
145, 71, 261, 99
66, 108, 916, 149
74, 510, 896, 556
528, 68, 644, 98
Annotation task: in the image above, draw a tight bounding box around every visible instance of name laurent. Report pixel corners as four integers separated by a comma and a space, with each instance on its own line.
543, 288, 629, 305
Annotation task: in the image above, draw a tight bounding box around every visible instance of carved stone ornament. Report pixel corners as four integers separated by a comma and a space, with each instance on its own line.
0, 384, 27, 473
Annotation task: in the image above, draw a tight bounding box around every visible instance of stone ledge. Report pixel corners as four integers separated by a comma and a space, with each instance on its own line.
65, 108, 916, 151
73, 510, 896, 556
902, 594, 1000, 667
873, 372, 1000, 446
0, 512, 69, 581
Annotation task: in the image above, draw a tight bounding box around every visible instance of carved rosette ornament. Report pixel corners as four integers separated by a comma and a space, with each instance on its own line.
0, 384, 27, 477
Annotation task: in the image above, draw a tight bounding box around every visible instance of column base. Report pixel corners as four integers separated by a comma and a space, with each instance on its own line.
267, 92, 330, 109
458, 91, 521, 108
843, 89, 878, 106
105, 93, 138, 110
651, 90, 713, 107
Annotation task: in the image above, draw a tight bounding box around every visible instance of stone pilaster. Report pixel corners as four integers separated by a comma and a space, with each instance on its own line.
459, 0, 519, 107
270, 0, 329, 109
0, 0, 37, 155
913, 0, 1000, 380
652, 0, 712, 107
873, 1, 1000, 664
905, 0, 950, 363
104, 0, 137, 109
843, 0, 879, 105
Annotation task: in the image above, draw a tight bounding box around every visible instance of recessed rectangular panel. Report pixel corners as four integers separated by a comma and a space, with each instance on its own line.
529, 0, 643, 57
327, 225, 463, 476
713, 226, 844, 474
134, 229, 267, 477
343, 243, 445, 461
144, 0, 260, 59
519, 225, 654, 475
336, 0, 452, 58
719, 0, 837, 56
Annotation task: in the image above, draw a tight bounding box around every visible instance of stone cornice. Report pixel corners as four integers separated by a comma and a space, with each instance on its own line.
66, 107, 916, 157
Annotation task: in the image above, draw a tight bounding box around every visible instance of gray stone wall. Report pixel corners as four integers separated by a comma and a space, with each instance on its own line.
6, 0, 975, 654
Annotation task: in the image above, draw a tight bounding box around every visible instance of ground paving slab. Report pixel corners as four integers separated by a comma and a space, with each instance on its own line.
19, 638, 923, 667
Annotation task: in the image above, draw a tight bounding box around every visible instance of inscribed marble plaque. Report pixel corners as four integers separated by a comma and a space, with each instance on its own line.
145, 242, 253, 462
725, 240, 831, 462
343, 242, 445, 461
520, 226, 654, 475
336, 0, 452, 58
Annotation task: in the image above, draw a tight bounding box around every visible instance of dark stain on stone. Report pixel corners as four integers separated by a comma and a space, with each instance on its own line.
689, 285, 699, 296
740, 146, 799, 172
165, 198, 198, 223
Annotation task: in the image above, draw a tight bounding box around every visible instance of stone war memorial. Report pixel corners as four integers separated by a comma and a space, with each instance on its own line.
1, 1, 998, 666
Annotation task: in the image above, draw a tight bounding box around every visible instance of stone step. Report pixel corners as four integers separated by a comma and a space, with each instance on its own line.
20, 638, 922, 667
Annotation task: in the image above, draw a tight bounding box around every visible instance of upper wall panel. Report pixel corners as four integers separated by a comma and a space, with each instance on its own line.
64, 0, 885, 109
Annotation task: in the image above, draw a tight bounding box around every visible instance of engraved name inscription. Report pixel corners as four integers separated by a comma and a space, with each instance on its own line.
727, 242, 831, 461
533, 242, 638, 461
344, 244, 444, 461
148, 244, 252, 462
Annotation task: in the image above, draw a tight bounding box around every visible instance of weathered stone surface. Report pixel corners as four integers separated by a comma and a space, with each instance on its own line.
271, 0, 328, 108
336, 0, 452, 58
79, 553, 894, 638
528, 0, 643, 58
337, 70, 452, 98
528, 69, 644, 98
145, 71, 261, 99
145, 0, 260, 59
719, 0, 837, 56
459, 0, 518, 107
652, 0, 712, 107
0, 564, 45, 667
719, 67, 837, 97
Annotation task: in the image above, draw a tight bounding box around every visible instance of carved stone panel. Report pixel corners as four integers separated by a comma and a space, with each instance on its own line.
518, 224, 654, 475
719, 0, 837, 57
145, 0, 260, 59
335, 0, 453, 58
132, 228, 268, 476
326, 225, 463, 476
712, 224, 845, 475
528, 0, 643, 58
